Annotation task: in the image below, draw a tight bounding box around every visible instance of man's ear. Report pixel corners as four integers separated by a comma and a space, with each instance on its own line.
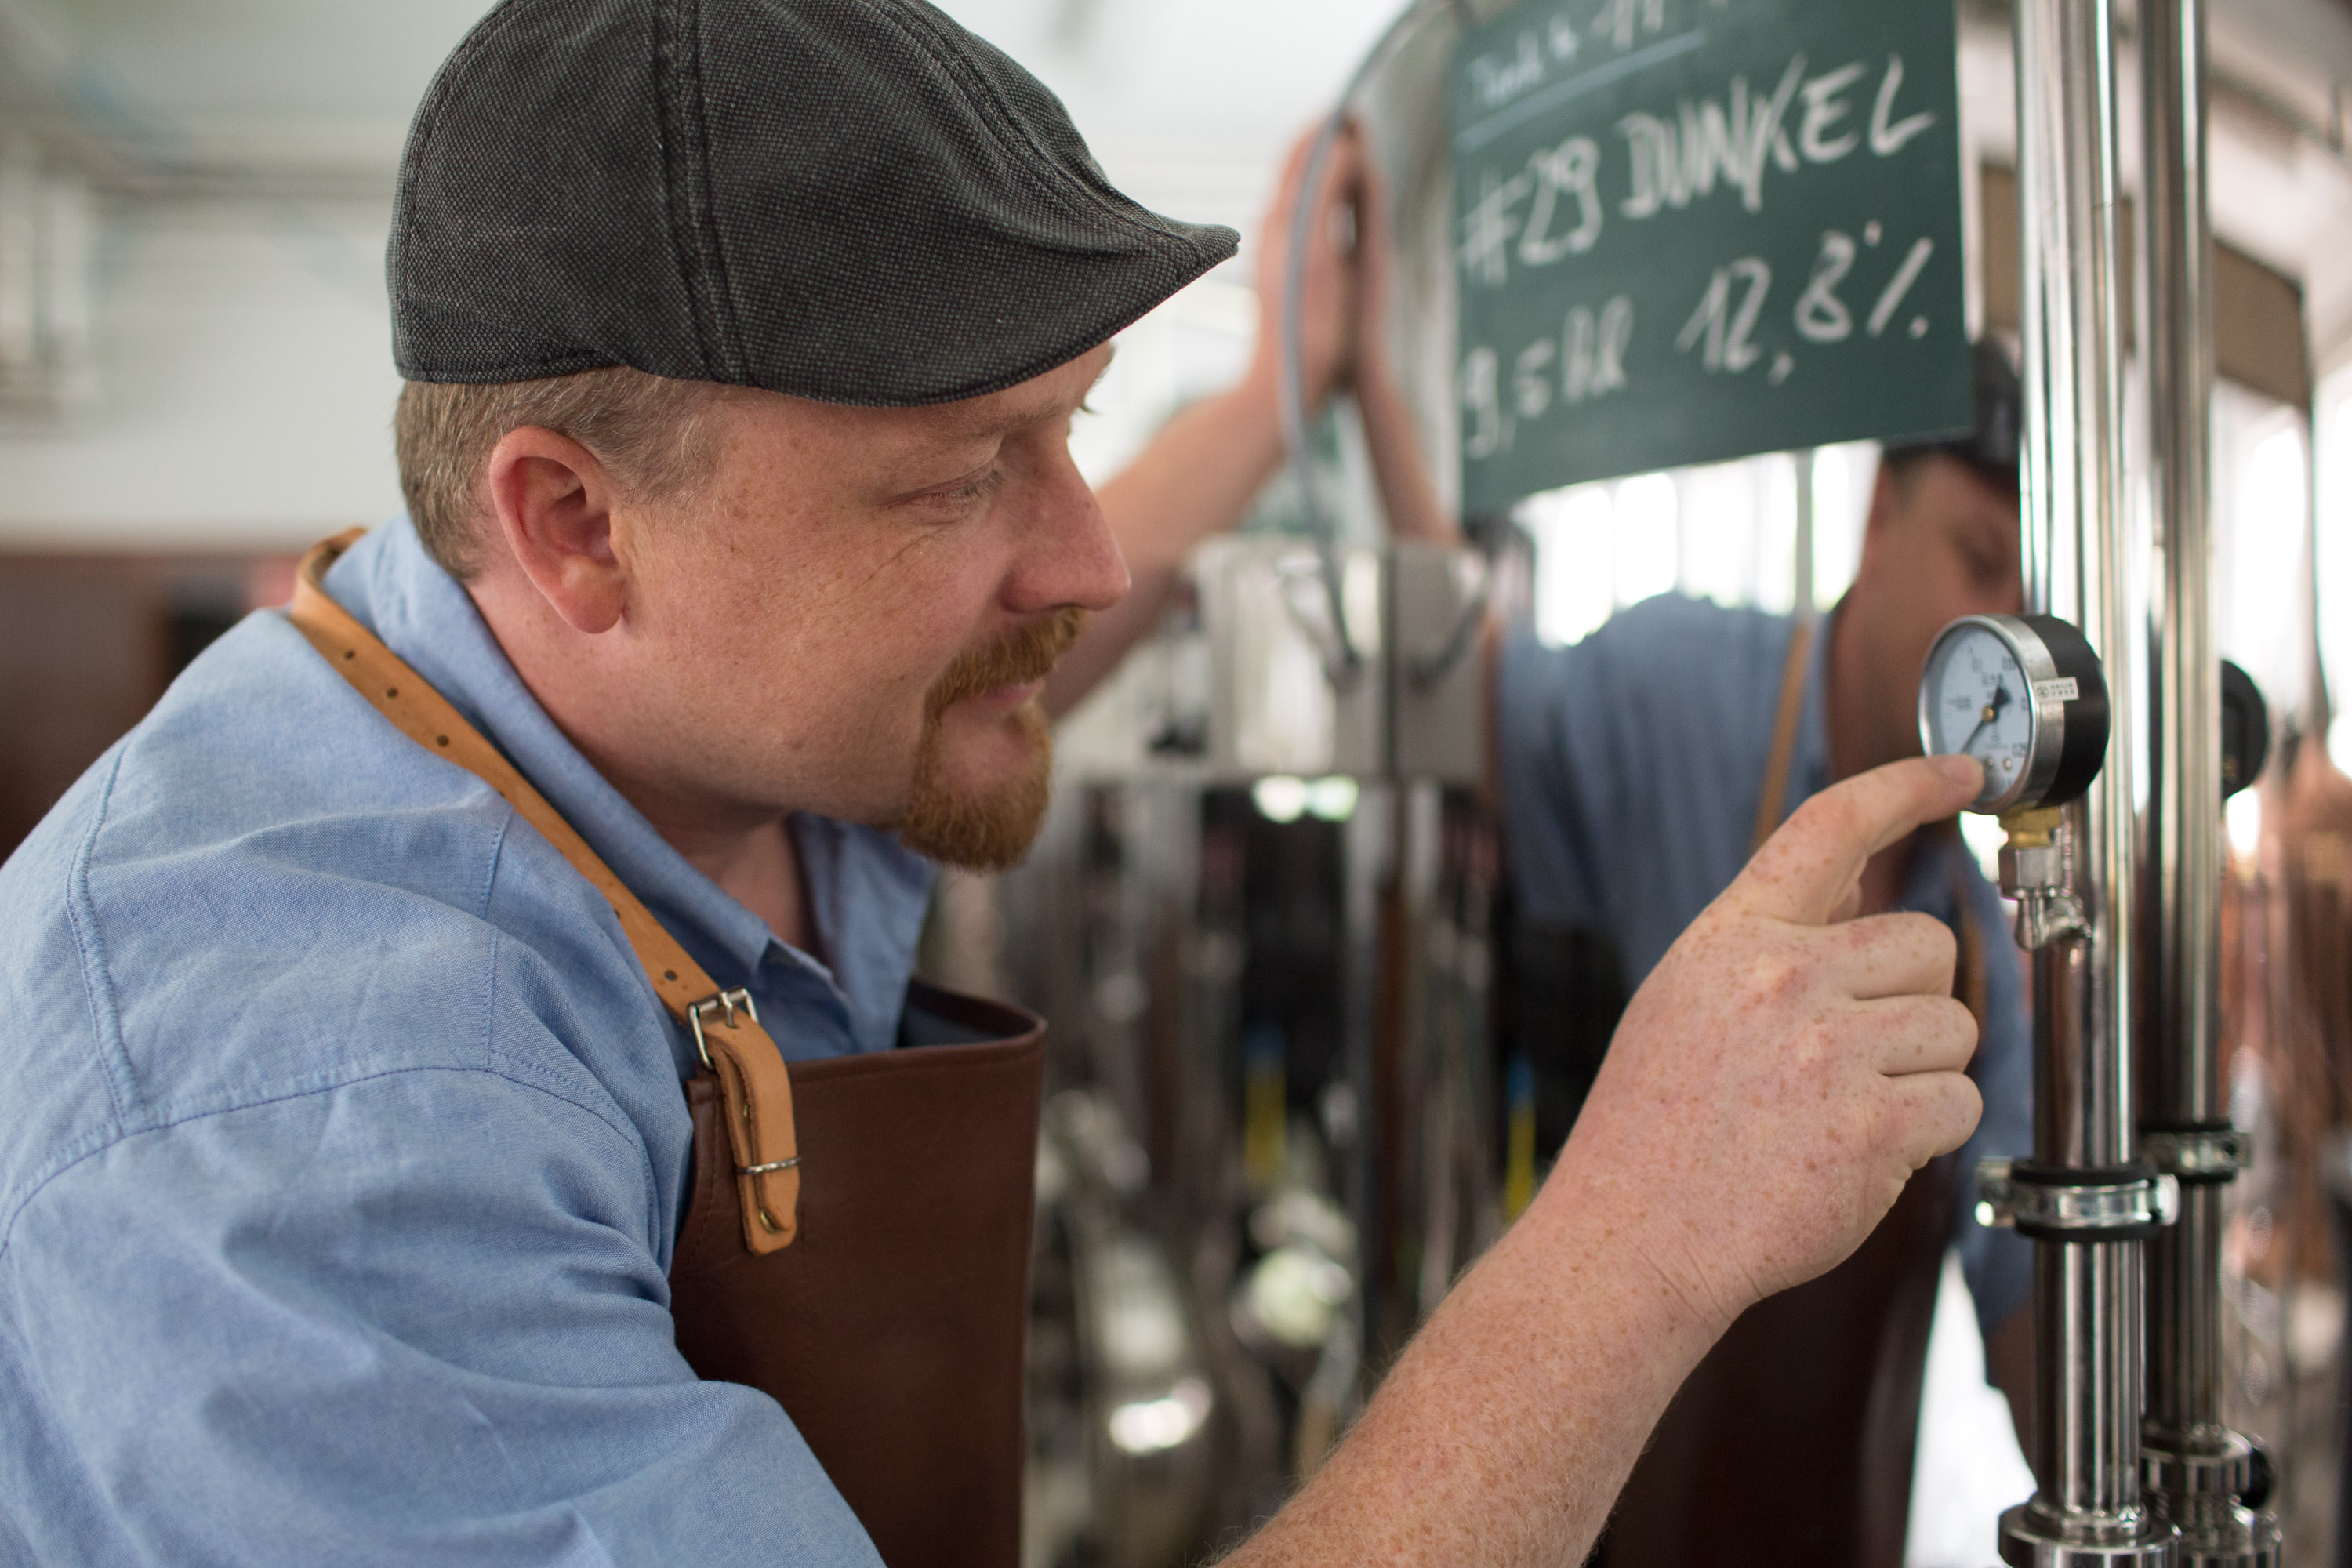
484, 426, 629, 635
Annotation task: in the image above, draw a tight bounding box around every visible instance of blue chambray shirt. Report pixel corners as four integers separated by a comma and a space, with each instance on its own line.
1496, 594, 2034, 1340
0, 518, 932, 1566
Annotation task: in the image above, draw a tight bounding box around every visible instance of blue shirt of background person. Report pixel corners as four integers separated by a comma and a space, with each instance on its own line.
1496, 417, 2037, 1417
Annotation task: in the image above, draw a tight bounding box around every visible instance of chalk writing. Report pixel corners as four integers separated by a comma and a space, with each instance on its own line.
1675, 258, 1769, 372
1461, 292, 1636, 460
1461, 52, 1939, 292
1520, 136, 1605, 263
1867, 236, 1934, 336
1451, 0, 1969, 510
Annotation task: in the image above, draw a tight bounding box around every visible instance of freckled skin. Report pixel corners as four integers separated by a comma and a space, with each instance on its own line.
463, 346, 1126, 941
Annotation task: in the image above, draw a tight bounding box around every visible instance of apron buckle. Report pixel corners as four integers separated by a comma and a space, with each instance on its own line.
688, 988, 759, 1070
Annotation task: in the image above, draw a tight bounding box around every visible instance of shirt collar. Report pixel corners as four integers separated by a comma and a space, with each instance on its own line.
319, 518, 933, 1056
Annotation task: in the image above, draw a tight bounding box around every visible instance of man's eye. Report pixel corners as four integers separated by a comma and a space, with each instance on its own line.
927, 468, 1007, 510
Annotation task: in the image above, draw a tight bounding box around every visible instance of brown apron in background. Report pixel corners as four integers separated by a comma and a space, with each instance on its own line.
289, 534, 1040, 1568
1593, 622, 1985, 1568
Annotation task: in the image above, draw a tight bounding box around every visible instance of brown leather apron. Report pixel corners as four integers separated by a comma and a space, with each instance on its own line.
289, 534, 1040, 1567
1593, 622, 1984, 1568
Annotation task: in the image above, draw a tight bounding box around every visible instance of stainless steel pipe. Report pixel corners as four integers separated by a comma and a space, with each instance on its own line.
2136, 0, 2220, 1155
2005, 0, 2174, 1560
2134, 0, 2278, 1558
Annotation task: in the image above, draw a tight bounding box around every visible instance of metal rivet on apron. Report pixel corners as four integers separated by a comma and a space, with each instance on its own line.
758, 1209, 780, 1232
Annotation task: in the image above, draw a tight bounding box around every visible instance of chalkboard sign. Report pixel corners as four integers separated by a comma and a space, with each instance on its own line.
1452, 0, 1971, 514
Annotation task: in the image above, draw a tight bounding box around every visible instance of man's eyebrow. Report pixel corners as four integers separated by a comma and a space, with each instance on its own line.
931, 346, 1119, 441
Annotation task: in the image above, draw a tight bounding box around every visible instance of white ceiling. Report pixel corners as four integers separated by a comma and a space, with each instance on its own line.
11, 0, 2352, 354
2, 0, 1401, 229
42, 0, 490, 118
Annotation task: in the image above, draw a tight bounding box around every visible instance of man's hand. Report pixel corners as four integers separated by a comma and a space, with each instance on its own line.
1540, 752, 1988, 1334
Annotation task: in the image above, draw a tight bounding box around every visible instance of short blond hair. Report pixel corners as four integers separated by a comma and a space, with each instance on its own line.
394, 367, 739, 579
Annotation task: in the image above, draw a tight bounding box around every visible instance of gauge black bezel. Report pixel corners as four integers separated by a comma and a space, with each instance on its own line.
2220, 658, 2269, 800
1917, 612, 2110, 815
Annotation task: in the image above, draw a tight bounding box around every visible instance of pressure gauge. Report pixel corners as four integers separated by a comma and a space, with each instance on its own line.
1918, 614, 2111, 815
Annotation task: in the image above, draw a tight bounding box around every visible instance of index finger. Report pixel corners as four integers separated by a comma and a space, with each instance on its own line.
1718, 755, 1982, 926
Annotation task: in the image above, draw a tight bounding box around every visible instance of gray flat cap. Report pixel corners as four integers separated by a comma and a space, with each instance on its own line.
390, 0, 1238, 405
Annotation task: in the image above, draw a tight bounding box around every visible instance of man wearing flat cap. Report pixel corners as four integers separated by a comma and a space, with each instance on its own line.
0, 2, 1989, 1565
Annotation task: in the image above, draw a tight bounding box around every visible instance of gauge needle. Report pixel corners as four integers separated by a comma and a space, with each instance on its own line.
1956, 681, 2013, 757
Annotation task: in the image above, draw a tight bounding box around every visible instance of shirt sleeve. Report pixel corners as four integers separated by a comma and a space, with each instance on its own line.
1495, 602, 1811, 983
2, 1069, 881, 1568
1949, 868, 2035, 1344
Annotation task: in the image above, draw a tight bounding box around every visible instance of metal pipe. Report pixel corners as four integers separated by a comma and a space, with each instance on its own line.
2137, 0, 2221, 1151
2135, 2, 2279, 1555
2034, 1241, 2146, 1519
2005, 0, 2173, 1560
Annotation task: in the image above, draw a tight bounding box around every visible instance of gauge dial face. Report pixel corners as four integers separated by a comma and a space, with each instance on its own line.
1923, 623, 2034, 810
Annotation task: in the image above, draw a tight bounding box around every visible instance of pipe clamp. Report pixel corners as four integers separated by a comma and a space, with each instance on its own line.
1976, 1158, 2181, 1240
2140, 1127, 2247, 1183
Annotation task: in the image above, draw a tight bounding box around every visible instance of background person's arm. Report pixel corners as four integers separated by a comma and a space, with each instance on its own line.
1048, 125, 1372, 717
1348, 136, 1456, 550
1047, 121, 1458, 717
1222, 756, 1988, 1566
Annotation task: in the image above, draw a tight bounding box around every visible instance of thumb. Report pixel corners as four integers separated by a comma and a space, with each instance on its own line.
1719, 755, 1980, 926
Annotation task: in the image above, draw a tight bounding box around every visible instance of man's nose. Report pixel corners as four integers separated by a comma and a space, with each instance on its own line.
1006, 447, 1129, 615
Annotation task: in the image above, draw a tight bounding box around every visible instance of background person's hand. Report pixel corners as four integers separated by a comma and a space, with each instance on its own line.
1347, 119, 1400, 399
1243, 119, 1367, 419
1537, 753, 1988, 1334
1046, 120, 1382, 715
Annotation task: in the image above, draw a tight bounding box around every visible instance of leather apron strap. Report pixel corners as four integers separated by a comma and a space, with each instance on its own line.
1750, 619, 1817, 855
284, 531, 802, 1255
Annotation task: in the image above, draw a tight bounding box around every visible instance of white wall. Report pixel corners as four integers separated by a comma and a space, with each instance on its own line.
0, 197, 401, 549
0, 0, 1406, 552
